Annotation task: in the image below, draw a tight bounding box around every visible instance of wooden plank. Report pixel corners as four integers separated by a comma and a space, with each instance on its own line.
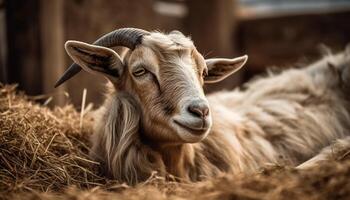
40, 0, 66, 105
238, 1, 350, 20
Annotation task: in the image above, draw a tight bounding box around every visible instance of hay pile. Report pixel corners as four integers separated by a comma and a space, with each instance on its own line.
1, 84, 350, 200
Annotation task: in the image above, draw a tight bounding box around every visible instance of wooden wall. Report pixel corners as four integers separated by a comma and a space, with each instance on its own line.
237, 10, 350, 79
2, 0, 350, 107
3, 0, 240, 106
4, 0, 158, 107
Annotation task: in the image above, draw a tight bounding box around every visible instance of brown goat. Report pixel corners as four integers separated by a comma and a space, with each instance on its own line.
57, 28, 350, 185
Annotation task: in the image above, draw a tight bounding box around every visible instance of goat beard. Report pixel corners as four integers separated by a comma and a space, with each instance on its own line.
90, 93, 166, 184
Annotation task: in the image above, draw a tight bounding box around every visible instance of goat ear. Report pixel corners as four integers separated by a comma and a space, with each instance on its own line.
204, 55, 248, 83
64, 40, 124, 81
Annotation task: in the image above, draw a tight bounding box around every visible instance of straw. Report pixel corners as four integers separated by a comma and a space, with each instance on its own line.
1, 84, 350, 200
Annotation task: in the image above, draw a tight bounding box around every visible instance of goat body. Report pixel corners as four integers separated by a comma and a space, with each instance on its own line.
91, 50, 350, 184
59, 28, 350, 184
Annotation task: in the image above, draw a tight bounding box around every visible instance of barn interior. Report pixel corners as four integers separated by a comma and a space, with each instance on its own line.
1, 0, 350, 199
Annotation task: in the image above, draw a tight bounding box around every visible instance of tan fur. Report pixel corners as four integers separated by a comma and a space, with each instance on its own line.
85, 31, 350, 185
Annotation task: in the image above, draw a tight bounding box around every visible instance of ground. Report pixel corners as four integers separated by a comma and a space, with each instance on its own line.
0, 84, 350, 200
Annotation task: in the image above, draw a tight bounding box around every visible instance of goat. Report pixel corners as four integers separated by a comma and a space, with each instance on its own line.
55, 28, 350, 185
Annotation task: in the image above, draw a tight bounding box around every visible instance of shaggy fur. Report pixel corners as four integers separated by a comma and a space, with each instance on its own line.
206, 51, 350, 173
65, 30, 350, 185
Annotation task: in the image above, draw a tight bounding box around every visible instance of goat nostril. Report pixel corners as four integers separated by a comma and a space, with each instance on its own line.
188, 105, 209, 118
203, 107, 209, 117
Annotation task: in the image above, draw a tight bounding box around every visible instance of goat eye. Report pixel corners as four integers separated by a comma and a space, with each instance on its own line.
133, 67, 147, 77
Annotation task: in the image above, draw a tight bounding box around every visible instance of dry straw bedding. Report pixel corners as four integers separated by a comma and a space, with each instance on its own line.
0, 84, 350, 200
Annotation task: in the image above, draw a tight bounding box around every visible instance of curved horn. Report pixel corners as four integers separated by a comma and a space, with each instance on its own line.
54, 28, 150, 88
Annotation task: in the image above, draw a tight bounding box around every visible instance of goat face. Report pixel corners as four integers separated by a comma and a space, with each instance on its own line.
63, 30, 247, 143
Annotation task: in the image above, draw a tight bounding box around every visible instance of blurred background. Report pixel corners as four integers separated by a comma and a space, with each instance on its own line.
0, 0, 350, 107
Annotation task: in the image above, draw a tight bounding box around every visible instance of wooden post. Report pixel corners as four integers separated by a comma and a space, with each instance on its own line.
0, 0, 6, 83
185, 0, 242, 92
5, 0, 43, 94
185, 0, 235, 57
40, 0, 65, 105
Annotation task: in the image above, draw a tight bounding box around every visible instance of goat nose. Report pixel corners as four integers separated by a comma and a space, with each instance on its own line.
187, 102, 209, 118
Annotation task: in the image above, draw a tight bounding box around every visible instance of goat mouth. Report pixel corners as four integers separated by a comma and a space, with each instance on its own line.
174, 120, 208, 135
